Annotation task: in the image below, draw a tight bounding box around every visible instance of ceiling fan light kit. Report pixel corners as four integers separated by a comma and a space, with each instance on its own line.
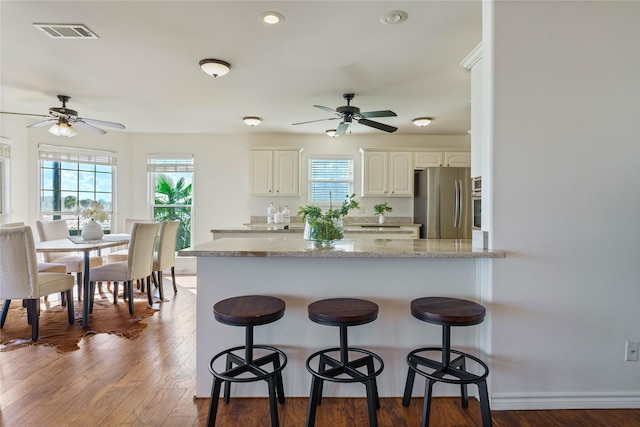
243, 116, 262, 126
413, 117, 432, 127
199, 59, 231, 77
325, 129, 338, 137
49, 121, 77, 137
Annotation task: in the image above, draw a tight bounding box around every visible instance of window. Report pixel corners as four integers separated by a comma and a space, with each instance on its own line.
308, 157, 353, 204
148, 155, 193, 250
38, 144, 116, 234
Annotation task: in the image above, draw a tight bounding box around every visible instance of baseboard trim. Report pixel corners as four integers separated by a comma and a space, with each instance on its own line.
491, 391, 640, 410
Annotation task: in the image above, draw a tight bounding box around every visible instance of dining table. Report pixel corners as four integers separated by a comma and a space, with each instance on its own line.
35, 235, 129, 327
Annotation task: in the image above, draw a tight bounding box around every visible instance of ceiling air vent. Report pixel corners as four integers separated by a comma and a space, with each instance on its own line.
33, 23, 98, 39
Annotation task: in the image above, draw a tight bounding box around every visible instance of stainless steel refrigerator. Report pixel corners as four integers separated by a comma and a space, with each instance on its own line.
414, 167, 471, 239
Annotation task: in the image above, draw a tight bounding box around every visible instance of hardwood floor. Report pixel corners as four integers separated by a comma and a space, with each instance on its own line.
1, 276, 639, 426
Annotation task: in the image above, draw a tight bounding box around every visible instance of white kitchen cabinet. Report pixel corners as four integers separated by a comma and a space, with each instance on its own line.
414, 151, 443, 168
360, 150, 413, 196
250, 149, 300, 196
444, 151, 471, 167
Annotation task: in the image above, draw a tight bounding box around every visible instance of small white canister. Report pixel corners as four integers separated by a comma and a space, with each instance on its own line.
274, 212, 283, 224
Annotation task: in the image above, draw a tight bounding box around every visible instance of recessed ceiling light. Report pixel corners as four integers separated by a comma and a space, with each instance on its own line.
199, 59, 231, 78
380, 10, 408, 25
243, 116, 262, 126
261, 11, 285, 25
412, 117, 432, 127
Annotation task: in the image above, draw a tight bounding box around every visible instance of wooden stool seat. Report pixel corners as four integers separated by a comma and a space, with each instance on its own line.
207, 295, 287, 427
308, 297, 378, 326
306, 298, 384, 427
403, 297, 492, 427
411, 297, 486, 326
214, 295, 285, 326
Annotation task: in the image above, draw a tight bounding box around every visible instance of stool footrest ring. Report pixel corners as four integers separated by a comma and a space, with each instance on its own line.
407, 346, 489, 385
306, 347, 384, 383
209, 344, 287, 383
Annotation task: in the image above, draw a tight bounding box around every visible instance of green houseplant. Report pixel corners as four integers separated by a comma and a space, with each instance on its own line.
374, 202, 393, 224
299, 194, 359, 247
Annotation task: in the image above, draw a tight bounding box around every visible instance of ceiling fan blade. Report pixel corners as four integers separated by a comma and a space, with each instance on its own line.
292, 117, 340, 126
27, 119, 57, 128
73, 120, 107, 135
79, 117, 126, 129
358, 118, 398, 133
360, 110, 397, 119
0, 111, 52, 119
335, 121, 350, 136
313, 105, 340, 115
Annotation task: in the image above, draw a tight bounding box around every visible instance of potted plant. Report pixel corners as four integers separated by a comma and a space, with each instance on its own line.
374, 202, 393, 224
298, 194, 359, 247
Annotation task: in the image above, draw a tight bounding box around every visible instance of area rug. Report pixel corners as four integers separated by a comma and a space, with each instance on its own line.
0, 293, 159, 353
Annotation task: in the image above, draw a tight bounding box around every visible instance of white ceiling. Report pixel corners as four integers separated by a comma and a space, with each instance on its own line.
0, 1, 481, 137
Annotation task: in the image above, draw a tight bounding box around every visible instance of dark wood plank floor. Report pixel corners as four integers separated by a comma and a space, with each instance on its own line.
1, 277, 639, 426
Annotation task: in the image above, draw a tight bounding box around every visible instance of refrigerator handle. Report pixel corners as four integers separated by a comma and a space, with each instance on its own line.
454, 179, 460, 228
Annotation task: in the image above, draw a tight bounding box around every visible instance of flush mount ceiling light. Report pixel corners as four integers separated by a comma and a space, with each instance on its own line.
48, 120, 77, 137
261, 11, 285, 25
412, 117, 433, 127
325, 129, 338, 138
380, 10, 408, 25
243, 116, 262, 126
199, 59, 231, 78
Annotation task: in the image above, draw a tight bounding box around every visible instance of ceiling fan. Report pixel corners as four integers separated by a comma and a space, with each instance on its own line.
292, 93, 397, 136
0, 94, 125, 137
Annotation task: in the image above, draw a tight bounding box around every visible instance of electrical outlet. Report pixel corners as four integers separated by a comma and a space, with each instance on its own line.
625, 341, 639, 361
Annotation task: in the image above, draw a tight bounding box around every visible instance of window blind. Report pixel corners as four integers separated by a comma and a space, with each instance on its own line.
309, 158, 353, 203
147, 154, 194, 173
38, 144, 117, 165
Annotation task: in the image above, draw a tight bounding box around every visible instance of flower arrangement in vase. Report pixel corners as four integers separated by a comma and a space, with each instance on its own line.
79, 201, 109, 240
374, 202, 393, 224
298, 194, 359, 248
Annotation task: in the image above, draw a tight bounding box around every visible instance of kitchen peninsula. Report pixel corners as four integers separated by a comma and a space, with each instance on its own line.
180, 237, 505, 398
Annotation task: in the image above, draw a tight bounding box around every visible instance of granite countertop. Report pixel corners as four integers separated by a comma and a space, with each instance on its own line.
180, 237, 505, 259
211, 223, 421, 234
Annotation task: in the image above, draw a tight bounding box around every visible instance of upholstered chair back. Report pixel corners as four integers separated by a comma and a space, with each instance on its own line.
127, 222, 160, 281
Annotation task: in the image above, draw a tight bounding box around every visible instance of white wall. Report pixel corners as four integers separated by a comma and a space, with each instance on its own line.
486, 1, 640, 409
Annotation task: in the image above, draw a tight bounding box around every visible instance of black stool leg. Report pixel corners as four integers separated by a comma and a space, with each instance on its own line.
207, 377, 223, 427
273, 354, 286, 404
421, 377, 435, 427
459, 357, 469, 408
306, 375, 323, 427
402, 363, 417, 406
478, 379, 493, 427
365, 379, 379, 427
223, 355, 233, 403
267, 377, 280, 427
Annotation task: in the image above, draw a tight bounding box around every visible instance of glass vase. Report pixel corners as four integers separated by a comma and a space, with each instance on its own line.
304, 217, 344, 248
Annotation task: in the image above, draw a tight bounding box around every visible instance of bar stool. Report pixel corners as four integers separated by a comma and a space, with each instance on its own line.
207, 295, 288, 427
402, 297, 492, 427
305, 298, 384, 427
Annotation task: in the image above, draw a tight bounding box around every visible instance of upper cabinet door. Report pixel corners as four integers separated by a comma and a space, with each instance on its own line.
361, 151, 388, 196
414, 151, 443, 169
388, 152, 413, 195
273, 150, 300, 196
444, 152, 471, 167
250, 150, 273, 195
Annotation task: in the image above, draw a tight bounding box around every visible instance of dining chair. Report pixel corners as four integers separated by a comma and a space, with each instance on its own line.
88, 222, 160, 315
106, 218, 156, 263
151, 220, 180, 298
36, 219, 103, 301
0, 226, 75, 341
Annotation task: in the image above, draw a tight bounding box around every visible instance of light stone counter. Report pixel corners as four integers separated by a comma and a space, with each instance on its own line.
181, 237, 505, 398
210, 223, 421, 239
187, 237, 504, 258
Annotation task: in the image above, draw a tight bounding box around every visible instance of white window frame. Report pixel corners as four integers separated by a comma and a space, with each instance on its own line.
147, 154, 194, 250
38, 144, 116, 233
307, 155, 354, 206
0, 143, 10, 223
